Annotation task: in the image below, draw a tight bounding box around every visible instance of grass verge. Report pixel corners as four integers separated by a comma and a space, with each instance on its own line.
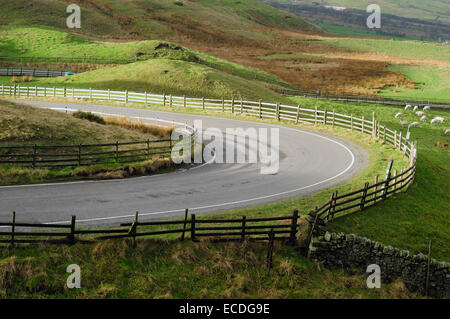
0, 239, 422, 299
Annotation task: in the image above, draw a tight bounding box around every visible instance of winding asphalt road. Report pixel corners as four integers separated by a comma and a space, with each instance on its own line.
0, 100, 368, 227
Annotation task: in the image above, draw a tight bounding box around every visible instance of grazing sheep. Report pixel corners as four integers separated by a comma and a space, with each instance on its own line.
423, 106, 430, 111
420, 115, 427, 121
409, 122, 419, 128
413, 105, 419, 111
416, 111, 424, 116
400, 121, 408, 127
430, 117, 445, 124
405, 104, 412, 110
445, 129, 450, 136
395, 112, 402, 118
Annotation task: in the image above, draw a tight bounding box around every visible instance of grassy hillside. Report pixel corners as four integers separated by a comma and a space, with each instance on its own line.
0, 239, 421, 298
380, 65, 450, 102
0, 99, 176, 185
0, 0, 319, 41
0, 99, 157, 145
320, 38, 450, 61
0, 27, 294, 102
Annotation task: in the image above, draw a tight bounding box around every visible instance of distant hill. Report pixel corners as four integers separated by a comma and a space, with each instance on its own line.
263, 0, 450, 41
0, 0, 320, 43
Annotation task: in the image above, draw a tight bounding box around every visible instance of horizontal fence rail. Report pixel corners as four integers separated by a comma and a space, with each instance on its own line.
0, 68, 74, 77
0, 139, 174, 168
274, 88, 450, 109
0, 210, 299, 246
0, 84, 418, 228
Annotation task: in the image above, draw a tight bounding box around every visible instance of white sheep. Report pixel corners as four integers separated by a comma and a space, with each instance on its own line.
423, 106, 430, 111
413, 105, 419, 111
400, 121, 408, 127
404, 104, 412, 110
430, 117, 445, 124
409, 122, 419, 128
420, 115, 427, 121
395, 112, 402, 118
416, 111, 424, 116
444, 129, 450, 136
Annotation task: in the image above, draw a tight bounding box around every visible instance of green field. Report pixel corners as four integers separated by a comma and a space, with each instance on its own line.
320, 37, 450, 61
379, 65, 450, 102
0, 27, 293, 102
273, 0, 450, 24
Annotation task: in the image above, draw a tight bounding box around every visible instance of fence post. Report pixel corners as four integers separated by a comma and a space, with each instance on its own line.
202, 97, 205, 110
393, 169, 398, 191
360, 182, 369, 210
170, 95, 173, 107
163, 94, 166, 107
350, 114, 353, 130
13, 84, 16, 96
374, 175, 379, 203
290, 210, 299, 245
266, 229, 275, 270
314, 106, 318, 125
394, 130, 397, 148
115, 141, 119, 161
128, 211, 138, 248
181, 209, 189, 241
296, 105, 300, 124
191, 214, 196, 241
184, 96, 187, 108
231, 98, 235, 113
11, 211, 16, 246
72, 87, 74, 98
361, 115, 364, 133
108, 89, 111, 101
332, 110, 335, 127
69, 215, 76, 245
323, 109, 327, 125
63, 87, 66, 97
276, 103, 280, 121
241, 216, 246, 241
125, 90, 128, 103
78, 144, 82, 166
146, 139, 150, 156
18, 85, 20, 97
399, 168, 404, 189
89, 87, 92, 100
259, 100, 262, 119
32, 144, 37, 168
371, 112, 374, 137
398, 132, 402, 150
326, 192, 334, 222
240, 99, 243, 114
426, 240, 432, 297
382, 160, 393, 199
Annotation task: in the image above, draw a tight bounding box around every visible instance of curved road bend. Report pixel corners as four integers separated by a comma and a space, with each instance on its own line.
0, 100, 368, 227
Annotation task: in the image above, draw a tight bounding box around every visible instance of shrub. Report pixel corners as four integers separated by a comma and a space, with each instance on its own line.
72, 111, 106, 125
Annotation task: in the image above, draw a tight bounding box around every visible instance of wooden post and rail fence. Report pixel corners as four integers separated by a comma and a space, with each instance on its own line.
0, 85, 418, 246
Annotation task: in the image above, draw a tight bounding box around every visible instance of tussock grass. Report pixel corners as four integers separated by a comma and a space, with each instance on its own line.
104, 116, 175, 139
0, 239, 424, 299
